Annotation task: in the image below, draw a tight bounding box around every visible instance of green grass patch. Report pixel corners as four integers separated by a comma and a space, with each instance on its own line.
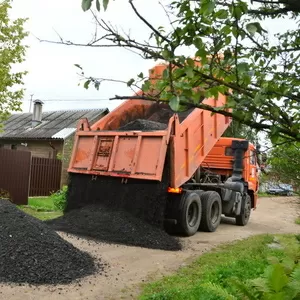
295, 217, 300, 225
139, 234, 300, 300
19, 206, 63, 221
258, 192, 270, 197
17, 196, 63, 221
27, 197, 57, 211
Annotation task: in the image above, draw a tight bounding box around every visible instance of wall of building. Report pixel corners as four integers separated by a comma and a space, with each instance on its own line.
0, 139, 64, 159
60, 134, 75, 187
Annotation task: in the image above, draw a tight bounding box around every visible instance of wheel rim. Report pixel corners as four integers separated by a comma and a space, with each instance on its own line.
244, 198, 251, 220
187, 202, 198, 227
211, 201, 220, 224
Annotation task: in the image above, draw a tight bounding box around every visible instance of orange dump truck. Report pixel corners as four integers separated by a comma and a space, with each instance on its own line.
67, 63, 259, 237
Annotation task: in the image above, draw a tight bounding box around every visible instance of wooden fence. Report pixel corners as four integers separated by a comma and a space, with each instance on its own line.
29, 157, 62, 196
0, 149, 62, 204
0, 148, 31, 205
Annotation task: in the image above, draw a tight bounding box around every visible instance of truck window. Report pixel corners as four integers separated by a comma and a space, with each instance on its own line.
250, 150, 256, 165
225, 147, 233, 156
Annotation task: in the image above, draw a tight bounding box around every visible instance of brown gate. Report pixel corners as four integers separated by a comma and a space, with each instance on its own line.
29, 157, 62, 196
0, 148, 31, 205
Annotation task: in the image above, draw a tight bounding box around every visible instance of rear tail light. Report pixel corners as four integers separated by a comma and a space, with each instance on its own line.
167, 187, 182, 194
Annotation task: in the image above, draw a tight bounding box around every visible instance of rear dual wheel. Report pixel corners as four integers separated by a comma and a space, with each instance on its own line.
178, 192, 202, 236
177, 191, 222, 236
199, 191, 222, 232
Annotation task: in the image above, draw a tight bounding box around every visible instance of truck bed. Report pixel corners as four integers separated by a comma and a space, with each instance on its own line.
68, 64, 231, 188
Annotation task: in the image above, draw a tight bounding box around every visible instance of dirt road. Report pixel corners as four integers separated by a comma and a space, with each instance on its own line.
1, 196, 299, 300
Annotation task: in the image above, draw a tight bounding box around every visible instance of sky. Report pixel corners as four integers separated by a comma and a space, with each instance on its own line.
10, 0, 296, 114
10, 0, 171, 113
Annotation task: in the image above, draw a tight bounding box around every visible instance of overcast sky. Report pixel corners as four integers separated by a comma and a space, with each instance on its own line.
10, 0, 296, 113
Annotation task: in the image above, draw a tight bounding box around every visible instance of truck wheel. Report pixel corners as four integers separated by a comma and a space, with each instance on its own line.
236, 194, 251, 226
178, 192, 202, 236
199, 191, 222, 232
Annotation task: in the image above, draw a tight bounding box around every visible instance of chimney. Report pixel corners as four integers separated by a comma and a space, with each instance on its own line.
32, 99, 44, 127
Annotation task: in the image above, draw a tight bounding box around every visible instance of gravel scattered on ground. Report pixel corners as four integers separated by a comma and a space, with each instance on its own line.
0, 200, 101, 285
46, 204, 182, 251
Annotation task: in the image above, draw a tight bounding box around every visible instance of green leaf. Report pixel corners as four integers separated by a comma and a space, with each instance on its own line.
84, 80, 91, 89
95, 81, 100, 90
103, 0, 109, 11
193, 37, 203, 49
162, 49, 170, 60
74, 64, 82, 70
186, 57, 195, 68
127, 78, 135, 87
250, 277, 270, 293
162, 68, 169, 79
215, 9, 228, 19
169, 96, 181, 111
81, 0, 92, 12
96, 0, 100, 11
185, 66, 194, 78
265, 264, 289, 293
142, 80, 151, 92
246, 22, 267, 36
137, 72, 144, 79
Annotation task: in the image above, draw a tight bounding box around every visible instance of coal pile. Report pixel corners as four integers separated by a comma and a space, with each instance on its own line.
118, 119, 167, 131
0, 200, 99, 285
46, 204, 182, 251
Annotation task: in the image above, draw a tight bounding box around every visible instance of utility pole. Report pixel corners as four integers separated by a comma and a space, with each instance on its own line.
29, 94, 34, 113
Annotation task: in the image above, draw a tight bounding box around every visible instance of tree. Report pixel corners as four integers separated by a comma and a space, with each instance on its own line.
0, 1, 28, 126
223, 120, 258, 144
267, 142, 300, 189
48, 0, 300, 142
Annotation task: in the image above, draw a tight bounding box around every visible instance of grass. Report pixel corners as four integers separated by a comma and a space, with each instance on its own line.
295, 217, 300, 225
18, 196, 63, 221
139, 234, 300, 300
27, 197, 58, 211
258, 192, 270, 197
19, 206, 63, 221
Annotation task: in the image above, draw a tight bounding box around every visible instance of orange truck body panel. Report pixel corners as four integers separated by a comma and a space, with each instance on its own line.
203, 137, 259, 208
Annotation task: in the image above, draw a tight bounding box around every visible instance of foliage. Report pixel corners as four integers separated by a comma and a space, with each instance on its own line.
222, 120, 258, 144
231, 249, 300, 300
0, 1, 28, 125
267, 142, 300, 189
140, 235, 300, 300
50, 186, 68, 211
72, 0, 300, 143
19, 206, 63, 221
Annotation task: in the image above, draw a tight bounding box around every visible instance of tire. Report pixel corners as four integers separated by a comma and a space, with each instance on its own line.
199, 191, 222, 232
178, 192, 202, 236
236, 194, 251, 226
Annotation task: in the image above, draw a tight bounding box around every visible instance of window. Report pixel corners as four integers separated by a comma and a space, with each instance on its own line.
250, 150, 256, 165
225, 147, 233, 156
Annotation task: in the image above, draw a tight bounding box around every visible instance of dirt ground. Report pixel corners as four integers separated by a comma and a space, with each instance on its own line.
1, 196, 299, 300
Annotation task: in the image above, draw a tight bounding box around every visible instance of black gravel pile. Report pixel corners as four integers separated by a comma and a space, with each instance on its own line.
66, 151, 171, 227
46, 204, 182, 251
0, 200, 100, 285
118, 119, 168, 131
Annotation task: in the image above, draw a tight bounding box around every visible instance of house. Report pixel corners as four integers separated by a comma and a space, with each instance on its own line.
0, 100, 109, 187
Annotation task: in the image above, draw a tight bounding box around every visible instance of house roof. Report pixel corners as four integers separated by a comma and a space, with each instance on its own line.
0, 108, 109, 140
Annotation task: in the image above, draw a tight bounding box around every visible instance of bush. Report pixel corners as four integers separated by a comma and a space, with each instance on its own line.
51, 186, 68, 211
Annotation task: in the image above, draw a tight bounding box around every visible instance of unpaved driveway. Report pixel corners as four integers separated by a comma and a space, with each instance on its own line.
1, 196, 299, 300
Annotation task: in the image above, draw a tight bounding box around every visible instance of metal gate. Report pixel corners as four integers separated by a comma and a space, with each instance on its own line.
29, 157, 62, 196
0, 148, 31, 205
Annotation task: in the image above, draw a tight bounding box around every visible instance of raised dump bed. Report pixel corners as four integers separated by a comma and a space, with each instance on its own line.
68, 64, 230, 188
